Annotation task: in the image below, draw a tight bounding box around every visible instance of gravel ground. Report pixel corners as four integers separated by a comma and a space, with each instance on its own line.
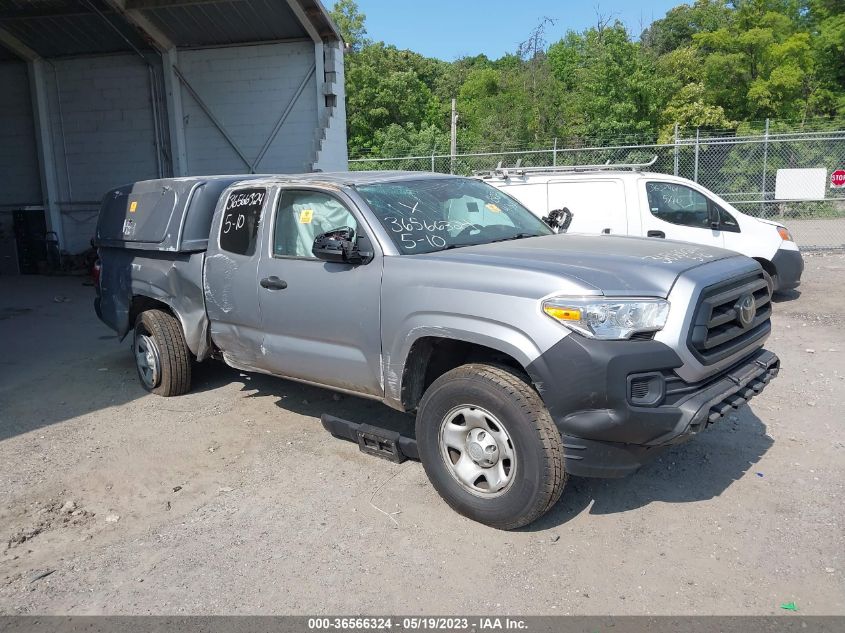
782, 217, 845, 251
0, 254, 843, 615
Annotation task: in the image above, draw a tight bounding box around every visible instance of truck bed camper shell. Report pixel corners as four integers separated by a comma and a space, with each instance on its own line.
95, 175, 265, 253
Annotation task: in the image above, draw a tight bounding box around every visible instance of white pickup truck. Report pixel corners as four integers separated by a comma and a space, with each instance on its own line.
482, 163, 804, 293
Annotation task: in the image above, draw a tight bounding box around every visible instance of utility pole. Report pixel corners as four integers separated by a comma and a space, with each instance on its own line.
450, 98, 458, 175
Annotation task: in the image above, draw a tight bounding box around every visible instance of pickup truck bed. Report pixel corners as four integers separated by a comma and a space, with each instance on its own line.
95, 176, 258, 357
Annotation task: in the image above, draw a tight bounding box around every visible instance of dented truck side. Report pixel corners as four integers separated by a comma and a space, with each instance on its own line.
95, 172, 779, 529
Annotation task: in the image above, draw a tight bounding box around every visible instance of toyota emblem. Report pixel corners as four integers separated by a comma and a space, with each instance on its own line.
736, 294, 756, 329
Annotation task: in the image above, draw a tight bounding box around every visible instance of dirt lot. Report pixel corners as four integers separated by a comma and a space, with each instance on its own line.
783, 217, 845, 251
0, 254, 843, 616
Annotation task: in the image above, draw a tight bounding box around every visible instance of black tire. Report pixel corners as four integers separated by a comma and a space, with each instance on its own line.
416, 363, 566, 529
762, 270, 775, 296
133, 309, 192, 397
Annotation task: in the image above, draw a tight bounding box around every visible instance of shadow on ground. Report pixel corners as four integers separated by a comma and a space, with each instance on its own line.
525, 409, 773, 530
194, 360, 773, 530
192, 360, 414, 434
1, 275, 773, 528
773, 289, 801, 303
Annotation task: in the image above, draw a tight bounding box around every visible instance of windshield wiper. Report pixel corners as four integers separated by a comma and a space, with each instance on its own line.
435, 233, 541, 252
440, 242, 477, 250
490, 233, 542, 243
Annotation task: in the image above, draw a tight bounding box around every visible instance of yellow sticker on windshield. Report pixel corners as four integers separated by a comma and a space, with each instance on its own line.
299, 209, 313, 224
485, 203, 501, 213
129, 201, 138, 213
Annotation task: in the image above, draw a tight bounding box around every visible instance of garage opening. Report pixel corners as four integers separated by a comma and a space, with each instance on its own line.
0, 0, 348, 275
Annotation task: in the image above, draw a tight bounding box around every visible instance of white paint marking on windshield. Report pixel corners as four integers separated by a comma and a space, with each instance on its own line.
397, 200, 420, 214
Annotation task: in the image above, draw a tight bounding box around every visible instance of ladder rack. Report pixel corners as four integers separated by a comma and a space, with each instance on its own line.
476, 155, 658, 179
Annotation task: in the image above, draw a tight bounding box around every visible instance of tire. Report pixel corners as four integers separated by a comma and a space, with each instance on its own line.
762, 270, 775, 296
416, 363, 566, 529
133, 309, 192, 397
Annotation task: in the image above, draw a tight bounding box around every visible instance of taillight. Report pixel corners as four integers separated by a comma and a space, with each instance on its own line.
93, 259, 101, 287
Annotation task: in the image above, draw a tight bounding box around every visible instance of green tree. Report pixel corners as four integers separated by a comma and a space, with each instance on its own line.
344, 43, 444, 155
641, 0, 731, 55
548, 23, 666, 141
329, 0, 369, 51
807, 0, 845, 116
694, 0, 831, 120
336, 0, 844, 159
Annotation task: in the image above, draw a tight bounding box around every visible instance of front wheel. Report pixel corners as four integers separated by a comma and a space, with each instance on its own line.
762, 270, 775, 296
416, 364, 566, 529
133, 309, 192, 397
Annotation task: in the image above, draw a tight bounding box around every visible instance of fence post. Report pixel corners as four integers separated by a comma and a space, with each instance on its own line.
553, 137, 557, 167
693, 128, 700, 183
450, 98, 457, 175
673, 122, 680, 177
761, 117, 770, 217
431, 148, 435, 173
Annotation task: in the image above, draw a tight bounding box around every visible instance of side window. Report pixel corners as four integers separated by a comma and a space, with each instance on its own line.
219, 188, 266, 255
646, 182, 711, 229
273, 190, 358, 258
717, 205, 741, 232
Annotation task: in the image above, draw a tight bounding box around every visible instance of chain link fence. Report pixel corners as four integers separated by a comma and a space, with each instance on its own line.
349, 128, 845, 250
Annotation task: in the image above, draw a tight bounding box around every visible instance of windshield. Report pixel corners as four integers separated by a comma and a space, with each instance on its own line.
354, 178, 552, 254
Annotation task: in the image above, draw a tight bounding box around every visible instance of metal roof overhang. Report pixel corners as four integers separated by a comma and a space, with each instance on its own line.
0, 0, 342, 59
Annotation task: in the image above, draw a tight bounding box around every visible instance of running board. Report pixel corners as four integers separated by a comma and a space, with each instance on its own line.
321, 414, 419, 463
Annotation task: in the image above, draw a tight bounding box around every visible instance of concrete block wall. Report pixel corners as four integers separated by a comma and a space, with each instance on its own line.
44, 54, 160, 253
178, 41, 319, 175
0, 61, 41, 207
313, 41, 348, 172
1, 39, 347, 256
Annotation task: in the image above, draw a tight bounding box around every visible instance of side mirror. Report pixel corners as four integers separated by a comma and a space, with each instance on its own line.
708, 204, 721, 230
312, 226, 369, 264
543, 207, 573, 233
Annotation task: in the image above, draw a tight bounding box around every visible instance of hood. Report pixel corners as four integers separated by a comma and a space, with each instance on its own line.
753, 217, 785, 228
418, 233, 740, 297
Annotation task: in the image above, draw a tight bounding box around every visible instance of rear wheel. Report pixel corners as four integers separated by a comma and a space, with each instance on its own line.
416, 364, 566, 529
133, 309, 192, 396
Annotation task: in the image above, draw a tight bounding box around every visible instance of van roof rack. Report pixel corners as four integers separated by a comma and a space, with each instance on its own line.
475, 155, 658, 179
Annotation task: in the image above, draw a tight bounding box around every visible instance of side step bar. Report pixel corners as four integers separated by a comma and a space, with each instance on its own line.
321, 414, 419, 463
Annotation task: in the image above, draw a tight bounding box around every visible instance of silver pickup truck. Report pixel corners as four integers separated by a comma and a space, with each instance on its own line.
94, 172, 779, 529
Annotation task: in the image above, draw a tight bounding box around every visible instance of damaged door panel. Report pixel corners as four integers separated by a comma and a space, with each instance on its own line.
252, 188, 384, 396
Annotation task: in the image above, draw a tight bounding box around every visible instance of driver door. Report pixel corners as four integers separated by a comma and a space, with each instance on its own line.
640, 180, 724, 248
256, 188, 384, 396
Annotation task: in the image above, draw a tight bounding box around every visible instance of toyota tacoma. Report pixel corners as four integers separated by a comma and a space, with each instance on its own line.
94, 172, 779, 529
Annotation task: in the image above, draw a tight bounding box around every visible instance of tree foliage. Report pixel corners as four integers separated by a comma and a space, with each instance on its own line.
329, 0, 369, 51
332, 0, 845, 157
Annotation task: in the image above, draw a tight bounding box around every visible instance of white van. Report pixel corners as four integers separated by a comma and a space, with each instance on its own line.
482, 162, 803, 292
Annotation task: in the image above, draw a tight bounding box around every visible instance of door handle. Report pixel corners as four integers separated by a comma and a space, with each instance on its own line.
647, 230, 665, 238
260, 276, 288, 290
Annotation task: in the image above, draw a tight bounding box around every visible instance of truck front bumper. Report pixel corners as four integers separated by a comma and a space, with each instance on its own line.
526, 336, 779, 478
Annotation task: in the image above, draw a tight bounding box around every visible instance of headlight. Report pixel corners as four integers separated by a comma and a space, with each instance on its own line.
776, 226, 793, 241
542, 297, 670, 340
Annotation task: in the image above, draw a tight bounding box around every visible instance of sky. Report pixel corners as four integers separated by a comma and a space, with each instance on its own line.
353, 0, 682, 60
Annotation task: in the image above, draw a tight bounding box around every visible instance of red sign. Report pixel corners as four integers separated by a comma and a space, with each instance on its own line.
832, 169, 845, 188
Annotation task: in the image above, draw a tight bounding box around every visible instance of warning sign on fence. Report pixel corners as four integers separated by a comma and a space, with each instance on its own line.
832, 169, 845, 189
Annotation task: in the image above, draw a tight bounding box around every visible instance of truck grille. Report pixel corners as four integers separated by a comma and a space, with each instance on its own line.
688, 272, 771, 365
